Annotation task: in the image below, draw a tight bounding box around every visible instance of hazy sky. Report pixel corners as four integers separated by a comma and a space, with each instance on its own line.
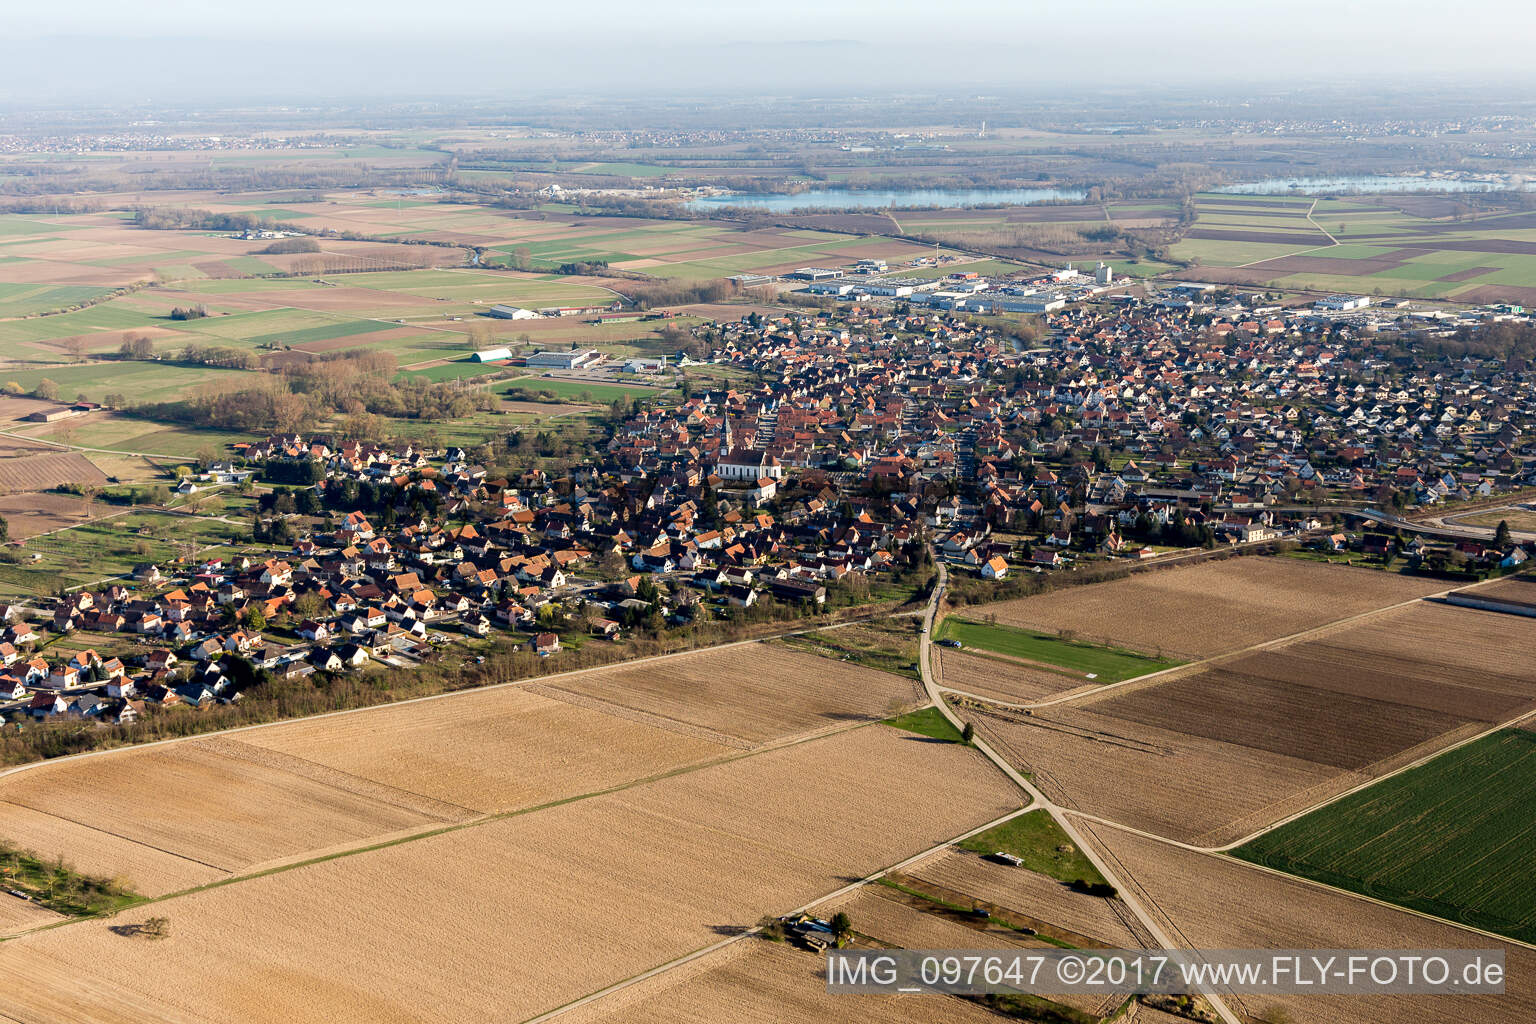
7, 0, 1536, 105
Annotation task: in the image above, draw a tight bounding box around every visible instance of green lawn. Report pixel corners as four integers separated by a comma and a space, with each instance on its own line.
957, 810, 1110, 888
936, 618, 1179, 682
883, 706, 964, 743
1233, 729, 1536, 944
401, 361, 508, 382
501, 377, 670, 403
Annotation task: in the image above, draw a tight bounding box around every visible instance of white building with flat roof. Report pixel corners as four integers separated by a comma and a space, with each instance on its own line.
488, 304, 539, 320
527, 349, 602, 370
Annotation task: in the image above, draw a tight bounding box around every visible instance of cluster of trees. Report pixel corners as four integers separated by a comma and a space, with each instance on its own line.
624, 277, 735, 310
554, 260, 607, 275
132, 206, 307, 235
118, 333, 155, 360
254, 237, 320, 254
168, 305, 209, 321
174, 343, 259, 370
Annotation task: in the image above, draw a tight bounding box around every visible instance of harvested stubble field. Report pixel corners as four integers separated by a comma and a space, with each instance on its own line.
820, 884, 1123, 1019
536, 641, 928, 747
1462, 572, 1536, 609
237, 683, 733, 812
0, 685, 736, 895
0, 725, 1018, 1024
0, 890, 60, 936
824, 884, 1037, 951
1077, 822, 1536, 1024
0, 450, 107, 493
909, 848, 1145, 949
940, 648, 1119, 704
975, 600, 1536, 847
558, 940, 1002, 1024
979, 557, 1445, 659
0, 490, 102, 538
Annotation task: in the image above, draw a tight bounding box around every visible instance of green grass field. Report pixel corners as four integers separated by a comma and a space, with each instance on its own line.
400, 360, 507, 382
884, 706, 964, 743
957, 810, 1110, 887
1233, 729, 1536, 943
936, 618, 1179, 681
501, 376, 669, 403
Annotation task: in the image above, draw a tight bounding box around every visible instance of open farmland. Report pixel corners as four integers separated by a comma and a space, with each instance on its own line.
909, 848, 1145, 949
936, 617, 1180, 682
0, 683, 736, 895
1169, 191, 1536, 301
0, 450, 107, 493
0, 724, 1018, 1024
974, 599, 1536, 846
0, 491, 117, 539
938, 648, 1097, 703
533, 641, 928, 747
1234, 728, 1536, 943
559, 940, 1003, 1024
1077, 821, 1536, 1024
978, 556, 1445, 659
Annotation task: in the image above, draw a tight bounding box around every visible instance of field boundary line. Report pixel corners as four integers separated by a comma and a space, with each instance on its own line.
0, 714, 907, 941
1067, 810, 1536, 955
0, 428, 186, 461
921, 561, 1244, 1024
1204, 705, 1536, 853
517, 804, 1034, 1024
0, 611, 920, 785
970, 575, 1488, 712
0, 797, 231, 874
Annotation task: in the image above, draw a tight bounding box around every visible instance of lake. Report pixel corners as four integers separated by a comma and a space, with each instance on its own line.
1215, 175, 1526, 195
686, 186, 1085, 212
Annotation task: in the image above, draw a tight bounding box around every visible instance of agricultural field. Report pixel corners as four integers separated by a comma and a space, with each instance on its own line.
935, 617, 1179, 683
937, 648, 1098, 703
534, 641, 928, 748
0, 724, 1018, 1024
1234, 728, 1536, 943
770, 618, 921, 680
560, 939, 1004, 1024
501, 375, 671, 403
976, 599, 1536, 847
977, 556, 1445, 659
0, 682, 738, 895
1077, 821, 1536, 1024
0, 491, 114, 539
1169, 192, 1536, 301
909, 848, 1144, 950
0, 450, 106, 493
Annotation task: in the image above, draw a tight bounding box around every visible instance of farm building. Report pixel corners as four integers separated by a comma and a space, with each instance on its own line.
527, 349, 602, 370
488, 304, 539, 320
471, 348, 514, 363
26, 406, 78, 423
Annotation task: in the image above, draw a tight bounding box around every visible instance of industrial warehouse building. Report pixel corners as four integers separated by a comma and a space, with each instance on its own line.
488, 304, 540, 320
527, 349, 603, 370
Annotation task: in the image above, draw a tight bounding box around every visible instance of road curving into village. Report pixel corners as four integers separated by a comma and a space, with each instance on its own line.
918, 556, 1247, 1024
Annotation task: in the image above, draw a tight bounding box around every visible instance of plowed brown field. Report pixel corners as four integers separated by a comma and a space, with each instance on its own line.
560, 940, 1002, 1024
1078, 822, 1536, 1024
0, 725, 1018, 1024
978, 600, 1536, 846
981, 557, 1444, 658
0, 451, 107, 493
538, 642, 927, 747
